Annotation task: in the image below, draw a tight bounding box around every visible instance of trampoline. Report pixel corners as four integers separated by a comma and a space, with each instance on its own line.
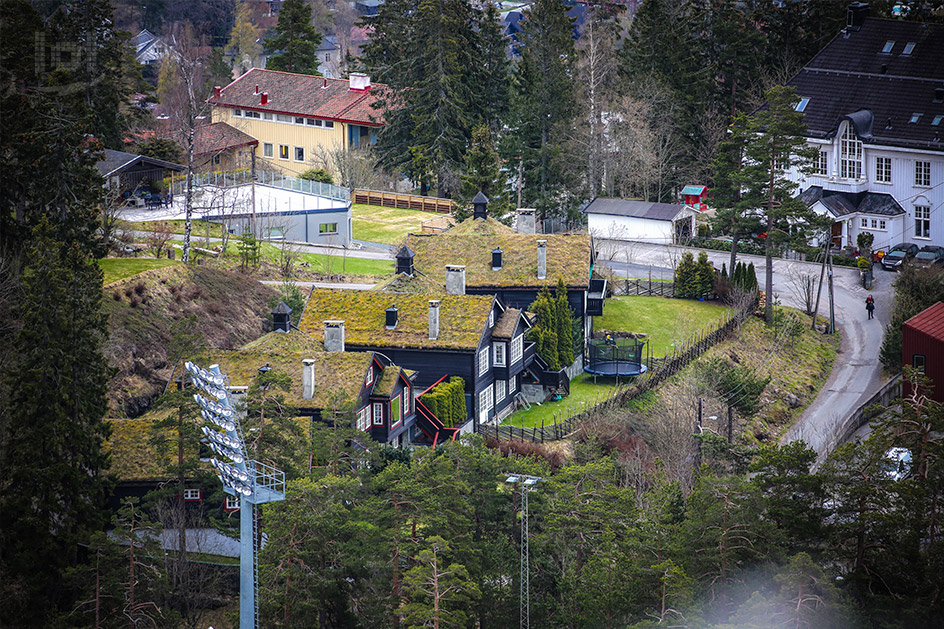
585, 337, 648, 377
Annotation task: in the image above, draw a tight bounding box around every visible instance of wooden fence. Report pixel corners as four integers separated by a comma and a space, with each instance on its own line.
615, 279, 676, 297
353, 189, 453, 214
479, 301, 755, 444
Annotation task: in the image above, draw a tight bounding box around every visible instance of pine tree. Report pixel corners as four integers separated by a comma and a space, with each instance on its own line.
266, 0, 322, 75
458, 126, 507, 221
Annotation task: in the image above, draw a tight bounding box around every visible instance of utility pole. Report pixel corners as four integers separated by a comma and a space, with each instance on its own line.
727, 405, 734, 443
827, 247, 836, 334
812, 237, 829, 330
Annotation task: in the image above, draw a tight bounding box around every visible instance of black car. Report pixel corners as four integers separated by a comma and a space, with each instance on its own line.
880, 242, 919, 271
912, 245, 944, 268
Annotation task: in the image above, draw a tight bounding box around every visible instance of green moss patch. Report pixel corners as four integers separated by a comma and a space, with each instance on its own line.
99, 258, 178, 285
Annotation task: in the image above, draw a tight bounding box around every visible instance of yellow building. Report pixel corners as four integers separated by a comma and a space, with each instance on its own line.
208, 68, 385, 177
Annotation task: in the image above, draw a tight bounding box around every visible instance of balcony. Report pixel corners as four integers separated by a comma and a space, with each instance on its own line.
587, 278, 607, 316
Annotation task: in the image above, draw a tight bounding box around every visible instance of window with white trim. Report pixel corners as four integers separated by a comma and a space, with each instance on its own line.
510, 335, 523, 364
183, 488, 201, 501
224, 496, 240, 510
279, 144, 289, 160
263, 143, 273, 158
915, 205, 931, 239
357, 406, 370, 431
495, 378, 506, 403
262, 112, 272, 120
295, 116, 305, 125
365, 365, 373, 386
870, 219, 886, 230
246, 110, 261, 119
234, 109, 243, 117
916, 161, 931, 187
324, 120, 334, 128
840, 125, 862, 179
372, 402, 384, 426
319, 222, 338, 235
478, 385, 493, 418
875, 156, 891, 183
860, 217, 868, 228
489, 310, 495, 327
493, 342, 506, 366
276, 114, 293, 123
814, 150, 828, 175
508, 376, 516, 394
294, 146, 305, 161
478, 347, 489, 376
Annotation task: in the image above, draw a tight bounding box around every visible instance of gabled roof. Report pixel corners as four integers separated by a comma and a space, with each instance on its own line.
96, 149, 184, 178
492, 308, 528, 340
299, 289, 494, 351
406, 218, 591, 290
787, 17, 944, 151
800, 186, 905, 217
583, 198, 691, 222
904, 302, 944, 342
194, 122, 258, 157
372, 365, 413, 398
209, 68, 388, 126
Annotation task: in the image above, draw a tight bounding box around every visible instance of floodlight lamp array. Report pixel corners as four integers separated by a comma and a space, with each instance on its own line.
202, 427, 245, 463
212, 458, 253, 496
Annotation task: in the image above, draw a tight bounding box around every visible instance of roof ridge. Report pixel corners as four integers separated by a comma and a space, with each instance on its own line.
802, 67, 943, 84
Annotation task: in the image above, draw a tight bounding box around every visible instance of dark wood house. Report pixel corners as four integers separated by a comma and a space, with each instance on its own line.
902, 302, 944, 403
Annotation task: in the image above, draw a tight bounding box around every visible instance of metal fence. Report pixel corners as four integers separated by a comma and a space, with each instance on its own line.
172, 170, 350, 203
479, 300, 755, 444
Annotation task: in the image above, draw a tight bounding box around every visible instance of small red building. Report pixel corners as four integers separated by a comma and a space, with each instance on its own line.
680, 185, 709, 212
901, 302, 944, 402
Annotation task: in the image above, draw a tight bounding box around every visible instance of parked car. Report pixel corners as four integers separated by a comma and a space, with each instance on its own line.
912, 245, 944, 268
880, 242, 919, 271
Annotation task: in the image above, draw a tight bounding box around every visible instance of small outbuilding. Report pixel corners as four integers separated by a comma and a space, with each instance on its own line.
902, 302, 944, 403
583, 198, 699, 244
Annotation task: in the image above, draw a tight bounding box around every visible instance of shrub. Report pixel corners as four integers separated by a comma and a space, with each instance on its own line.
133, 281, 146, 295
299, 168, 334, 184
420, 376, 466, 427
856, 256, 871, 270
701, 357, 770, 416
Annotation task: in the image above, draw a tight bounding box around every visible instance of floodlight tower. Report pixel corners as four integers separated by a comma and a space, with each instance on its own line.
505, 474, 542, 629
186, 361, 285, 629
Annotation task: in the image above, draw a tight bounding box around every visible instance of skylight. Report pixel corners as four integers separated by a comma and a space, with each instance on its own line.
795, 97, 810, 112
882, 41, 895, 53
903, 42, 916, 56
910, 113, 923, 124
933, 116, 943, 127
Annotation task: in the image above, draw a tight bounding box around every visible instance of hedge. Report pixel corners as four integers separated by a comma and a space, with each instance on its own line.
420, 376, 466, 428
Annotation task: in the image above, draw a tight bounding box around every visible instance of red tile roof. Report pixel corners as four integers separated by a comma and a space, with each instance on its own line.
209, 68, 387, 126
194, 121, 258, 157
904, 302, 944, 342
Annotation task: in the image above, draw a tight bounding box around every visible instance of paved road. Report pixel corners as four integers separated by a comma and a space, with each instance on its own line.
596, 241, 893, 462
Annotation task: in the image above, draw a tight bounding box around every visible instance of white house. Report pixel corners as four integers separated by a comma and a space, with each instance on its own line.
583, 198, 699, 244
785, 4, 943, 252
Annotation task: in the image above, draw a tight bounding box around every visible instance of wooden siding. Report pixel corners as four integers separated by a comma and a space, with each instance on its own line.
353, 189, 453, 213
903, 312, 944, 403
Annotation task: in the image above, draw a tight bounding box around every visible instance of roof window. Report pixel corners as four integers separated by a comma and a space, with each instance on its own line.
932, 115, 943, 127
882, 41, 895, 54
902, 42, 916, 56
910, 113, 923, 124
795, 97, 810, 112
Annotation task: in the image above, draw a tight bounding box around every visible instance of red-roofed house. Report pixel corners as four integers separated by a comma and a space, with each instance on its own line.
207, 68, 387, 176
193, 121, 259, 172
902, 302, 944, 402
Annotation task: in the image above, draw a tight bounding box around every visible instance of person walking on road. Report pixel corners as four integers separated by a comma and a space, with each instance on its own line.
866, 294, 875, 320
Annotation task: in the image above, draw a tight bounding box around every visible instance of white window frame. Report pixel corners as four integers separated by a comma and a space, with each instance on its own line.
815, 150, 828, 176
372, 402, 384, 426
319, 222, 338, 235
279, 144, 289, 160
915, 205, 931, 239
493, 342, 506, 367
478, 347, 489, 376
510, 335, 523, 365
224, 495, 240, 510
294, 146, 305, 162
357, 406, 370, 431
478, 385, 493, 419
365, 365, 373, 386
875, 156, 891, 183
324, 120, 334, 128
840, 125, 862, 180
294, 116, 305, 125
508, 376, 516, 394
869, 219, 887, 231
263, 143, 273, 158
234, 109, 242, 117
860, 217, 868, 228
488, 310, 495, 327
262, 112, 272, 121
183, 488, 201, 501
916, 161, 931, 187
495, 378, 506, 403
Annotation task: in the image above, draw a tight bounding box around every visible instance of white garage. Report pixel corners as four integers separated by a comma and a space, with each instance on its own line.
583, 198, 699, 244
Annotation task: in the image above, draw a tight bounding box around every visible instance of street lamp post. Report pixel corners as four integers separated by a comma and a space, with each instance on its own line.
505, 474, 542, 629
186, 361, 285, 629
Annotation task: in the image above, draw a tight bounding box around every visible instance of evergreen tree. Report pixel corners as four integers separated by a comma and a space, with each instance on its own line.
555, 278, 575, 367
457, 126, 507, 222
696, 251, 715, 296
266, 0, 322, 75
674, 251, 700, 298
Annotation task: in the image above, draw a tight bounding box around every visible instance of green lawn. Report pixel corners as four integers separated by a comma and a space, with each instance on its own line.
351, 203, 440, 245
188, 240, 394, 278
596, 296, 731, 358
118, 218, 226, 239
99, 258, 177, 285
503, 374, 625, 428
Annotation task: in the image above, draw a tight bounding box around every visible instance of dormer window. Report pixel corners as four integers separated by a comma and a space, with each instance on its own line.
839, 125, 862, 179
910, 113, 923, 124
903, 42, 916, 56
882, 41, 895, 54
795, 98, 810, 113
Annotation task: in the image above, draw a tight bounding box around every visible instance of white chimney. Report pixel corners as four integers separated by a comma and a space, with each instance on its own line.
445, 265, 466, 295
349, 73, 371, 91
537, 240, 547, 280
302, 359, 316, 400
428, 300, 440, 340
324, 320, 345, 352
516, 208, 536, 234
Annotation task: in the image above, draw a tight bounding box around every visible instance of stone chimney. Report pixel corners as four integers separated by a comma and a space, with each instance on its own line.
324, 320, 345, 352
428, 300, 440, 340
516, 208, 536, 234
492, 247, 502, 271
272, 301, 292, 332
385, 306, 399, 330
302, 358, 316, 400
846, 2, 869, 30
472, 191, 489, 220
349, 73, 371, 91
537, 240, 547, 280
446, 265, 466, 295
396, 245, 415, 276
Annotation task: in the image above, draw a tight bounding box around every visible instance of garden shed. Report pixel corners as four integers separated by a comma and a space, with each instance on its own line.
583, 198, 698, 244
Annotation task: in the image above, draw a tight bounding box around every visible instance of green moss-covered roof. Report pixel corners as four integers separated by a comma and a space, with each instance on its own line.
201, 338, 373, 411
372, 366, 403, 397
492, 308, 523, 339
299, 289, 493, 351
407, 218, 592, 289
374, 272, 446, 295
105, 412, 200, 482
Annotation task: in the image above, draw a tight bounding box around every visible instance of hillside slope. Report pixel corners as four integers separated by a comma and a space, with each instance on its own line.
103, 265, 277, 416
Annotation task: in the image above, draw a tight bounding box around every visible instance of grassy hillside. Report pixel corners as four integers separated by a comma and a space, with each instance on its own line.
103, 265, 277, 416
99, 258, 178, 285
